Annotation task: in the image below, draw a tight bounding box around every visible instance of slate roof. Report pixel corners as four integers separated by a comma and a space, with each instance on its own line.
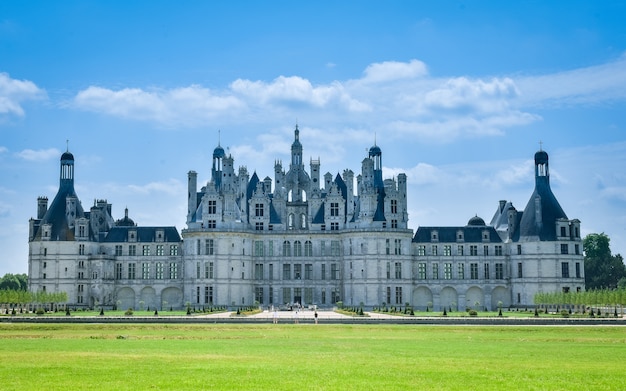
413, 224, 503, 243
103, 226, 181, 243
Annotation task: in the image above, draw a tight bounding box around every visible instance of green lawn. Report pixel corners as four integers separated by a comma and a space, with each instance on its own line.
0, 323, 624, 390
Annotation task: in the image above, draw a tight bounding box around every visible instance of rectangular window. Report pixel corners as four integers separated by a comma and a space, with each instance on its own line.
386, 262, 391, 279
517, 262, 523, 278
255, 222, 264, 231
483, 245, 489, 256
561, 262, 570, 278
560, 244, 569, 255
169, 262, 178, 279
79, 244, 85, 255
575, 244, 580, 255
431, 245, 438, 256
115, 245, 123, 256
208, 200, 217, 214
390, 199, 397, 214
432, 263, 439, 279
331, 263, 339, 280
394, 262, 402, 279
418, 263, 426, 279
321, 264, 326, 280
470, 263, 478, 279
142, 245, 150, 256
560, 226, 567, 237
128, 263, 136, 279
205, 239, 214, 255
331, 241, 340, 256
304, 241, 313, 257
391, 219, 398, 228
484, 263, 490, 279
207, 220, 216, 228
457, 245, 464, 256
255, 203, 264, 217
575, 262, 581, 278
254, 241, 264, 257
395, 239, 402, 255
268, 264, 273, 280
255, 263, 263, 280
395, 287, 403, 304
495, 245, 503, 256
415, 245, 425, 257
169, 245, 178, 256
196, 262, 201, 279
268, 241, 274, 256
156, 263, 163, 279
386, 287, 391, 305
458, 263, 465, 279
444, 263, 452, 280
386, 239, 391, 255
142, 263, 150, 279
283, 264, 291, 280
156, 245, 164, 256
294, 264, 302, 279
330, 222, 339, 231
255, 287, 264, 304
495, 263, 504, 279
517, 245, 522, 255
330, 202, 339, 216
443, 245, 452, 256
470, 245, 478, 256
282, 288, 291, 305
304, 264, 312, 280
205, 286, 213, 304
206, 262, 213, 279
115, 263, 123, 280
196, 286, 200, 304
304, 288, 313, 305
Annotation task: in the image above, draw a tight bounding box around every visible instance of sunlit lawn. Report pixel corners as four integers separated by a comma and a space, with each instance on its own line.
0, 323, 624, 390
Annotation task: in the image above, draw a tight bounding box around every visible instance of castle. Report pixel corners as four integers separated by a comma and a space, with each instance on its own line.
28, 126, 585, 310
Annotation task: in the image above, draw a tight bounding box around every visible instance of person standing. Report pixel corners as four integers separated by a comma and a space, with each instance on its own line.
314, 311, 318, 324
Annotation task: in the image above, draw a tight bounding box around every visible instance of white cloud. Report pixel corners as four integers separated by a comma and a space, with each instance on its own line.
0, 146, 7, 154
126, 178, 183, 196
514, 53, 626, 107
361, 59, 428, 83
15, 148, 60, 161
0, 72, 46, 117
424, 77, 519, 113
69, 57, 626, 144
74, 85, 244, 126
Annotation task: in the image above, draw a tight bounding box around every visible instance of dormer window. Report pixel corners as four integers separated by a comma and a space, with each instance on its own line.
431, 230, 438, 242
129, 230, 137, 242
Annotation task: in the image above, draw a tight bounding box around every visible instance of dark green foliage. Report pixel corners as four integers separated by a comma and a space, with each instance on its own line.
584, 233, 626, 289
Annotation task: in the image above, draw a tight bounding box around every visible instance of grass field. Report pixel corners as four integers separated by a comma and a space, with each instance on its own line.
0, 323, 624, 390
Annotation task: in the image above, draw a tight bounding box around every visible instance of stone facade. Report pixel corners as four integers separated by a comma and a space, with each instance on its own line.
28, 126, 584, 310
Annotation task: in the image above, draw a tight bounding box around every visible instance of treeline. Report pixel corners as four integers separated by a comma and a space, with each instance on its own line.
0, 273, 28, 291
0, 290, 67, 307
534, 288, 626, 311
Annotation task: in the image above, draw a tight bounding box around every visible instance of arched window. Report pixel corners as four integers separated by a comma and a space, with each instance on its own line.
283, 241, 291, 257
300, 214, 307, 229
294, 241, 302, 257
304, 241, 313, 257
288, 213, 294, 228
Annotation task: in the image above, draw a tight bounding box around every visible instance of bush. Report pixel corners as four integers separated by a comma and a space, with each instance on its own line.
468, 310, 478, 316
560, 310, 569, 318
35, 308, 45, 315
124, 308, 134, 316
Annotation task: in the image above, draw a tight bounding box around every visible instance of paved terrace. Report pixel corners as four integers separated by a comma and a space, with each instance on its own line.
1, 308, 625, 325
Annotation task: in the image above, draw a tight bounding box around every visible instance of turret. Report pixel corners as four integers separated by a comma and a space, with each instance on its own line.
187, 171, 197, 223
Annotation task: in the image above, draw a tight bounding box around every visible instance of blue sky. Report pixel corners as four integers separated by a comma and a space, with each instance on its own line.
1, 1, 626, 275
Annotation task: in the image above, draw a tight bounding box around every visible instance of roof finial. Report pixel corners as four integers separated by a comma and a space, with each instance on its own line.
218, 129, 221, 147
374, 132, 377, 147
66, 139, 69, 152
539, 140, 543, 151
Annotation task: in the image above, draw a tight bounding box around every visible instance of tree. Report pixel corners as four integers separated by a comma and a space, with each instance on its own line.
584, 233, 626, 290
0, 273, 28, 291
